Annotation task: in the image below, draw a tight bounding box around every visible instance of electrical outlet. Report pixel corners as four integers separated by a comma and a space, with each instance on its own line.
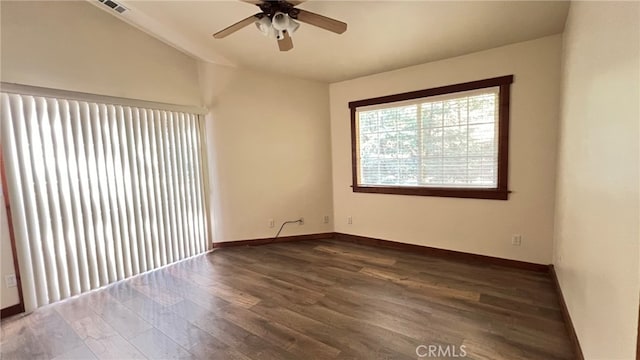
323, 215, 330, 224
5, 274, 16, 288
268, 219, 275, 228
511, 234, 522, 246
299, 217, 304, 225
347, 216, 353, 225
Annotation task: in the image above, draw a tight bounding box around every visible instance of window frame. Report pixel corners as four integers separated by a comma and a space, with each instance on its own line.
349, 75, 513, 200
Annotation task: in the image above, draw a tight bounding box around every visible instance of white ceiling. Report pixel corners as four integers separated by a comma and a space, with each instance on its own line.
99, 0, 570, 83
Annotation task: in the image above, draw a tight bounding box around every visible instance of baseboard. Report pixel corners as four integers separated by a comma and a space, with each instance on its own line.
212, 232, 335, 248
0, 303, 24, 319
333, 232, 549, 272
213, 231, 548, 272
548, 264, 584, 360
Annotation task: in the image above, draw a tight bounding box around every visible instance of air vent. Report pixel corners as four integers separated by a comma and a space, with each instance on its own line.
98, 0, 128, 14
104, 0, 118, 9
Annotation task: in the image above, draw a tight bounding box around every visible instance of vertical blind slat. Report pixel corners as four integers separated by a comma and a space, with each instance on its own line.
164, 112, 180, 263
39, 100, 64, 298
182, 113, 195, 257
72, 102, 99, 290
179, 114, 194, 257
149, 110, 168, 266
1, 92, 209, 310
40, 98, 72, 300
1, 94, 38, 310
16, 95, 49, 307
186, 115, 202, 254
196, 116, 211, 250
143, 109, 161, 268
94, 104, 117, 284
137, 109, 153, 271
54, 100, 81, 296
60, 100, 91, 294
130, 108, 148, 273
29, 97, 61, 303
169, 112, 185, 260
155, 111, 173, 264
192, 116, 203, 252
111, 106, 133, 278
121, 107, 140, 276
194, 116, 207, 251
184, 115, 198, 255
103, 105, 125, 281
86, 104, 109, 286
197, 116, 207, 250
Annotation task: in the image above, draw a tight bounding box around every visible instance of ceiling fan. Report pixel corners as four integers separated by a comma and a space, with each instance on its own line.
213, 0, 347, 52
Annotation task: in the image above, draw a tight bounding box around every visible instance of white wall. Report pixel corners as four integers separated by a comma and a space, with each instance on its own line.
554, 2, 640, 359
0, 1, 201, 309
0, 1, 201, 106
198, 62, 333, 242
330, 35, 562, 265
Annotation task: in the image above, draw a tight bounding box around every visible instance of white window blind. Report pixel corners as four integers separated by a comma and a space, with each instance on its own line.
0, 92, 209, 311
356, 87, 500, 188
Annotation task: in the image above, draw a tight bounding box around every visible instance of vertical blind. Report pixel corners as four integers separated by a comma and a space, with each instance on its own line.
1, 92, 208, 311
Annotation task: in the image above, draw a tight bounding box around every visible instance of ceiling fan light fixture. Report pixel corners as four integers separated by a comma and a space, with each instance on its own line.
272, 12, 300, 37
254, 16, 272, 36
271, 12, 290, 31
287, 18, 300, 35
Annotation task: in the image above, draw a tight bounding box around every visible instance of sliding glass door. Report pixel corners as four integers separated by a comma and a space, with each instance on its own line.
1, 91, 208, 311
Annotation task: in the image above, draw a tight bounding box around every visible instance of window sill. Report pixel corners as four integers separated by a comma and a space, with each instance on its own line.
352, 185, 509, 200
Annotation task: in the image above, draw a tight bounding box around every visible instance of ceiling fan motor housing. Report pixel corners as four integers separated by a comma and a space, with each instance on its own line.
258, 0, 299, 19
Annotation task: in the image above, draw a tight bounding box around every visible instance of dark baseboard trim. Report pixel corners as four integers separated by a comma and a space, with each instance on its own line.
333, 232, 549, 273
213, 231, 548, 272
549, 265, 584, 360
212, 232, 335, 248
1, 303, 24, 319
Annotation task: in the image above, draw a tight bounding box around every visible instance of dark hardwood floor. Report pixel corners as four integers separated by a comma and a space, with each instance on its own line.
0, 239, 573, 359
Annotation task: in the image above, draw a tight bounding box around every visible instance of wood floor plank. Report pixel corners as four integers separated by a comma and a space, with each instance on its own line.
167, 299, 218, 324
51, 344, 97, 360
0, 238, 573, 360
27, 309, 85, 359
129, 328, 193, 359
88, 291, 153, 339
84, 333, 146, 359
313, 244, 398, 266
222, 304, 342, 358
191, 313, 298, 360
70, 315, 119, 341
0, 324, 48, 360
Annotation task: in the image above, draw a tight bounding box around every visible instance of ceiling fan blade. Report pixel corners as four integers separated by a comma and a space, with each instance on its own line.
239, 0, 263, 4
278, 31, 294, 51
295, 9, 347, 34
288, 0, 307, 5
213, 13, 261, 39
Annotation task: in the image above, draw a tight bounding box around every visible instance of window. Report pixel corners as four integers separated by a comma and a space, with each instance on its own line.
349, 75, 513, 200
